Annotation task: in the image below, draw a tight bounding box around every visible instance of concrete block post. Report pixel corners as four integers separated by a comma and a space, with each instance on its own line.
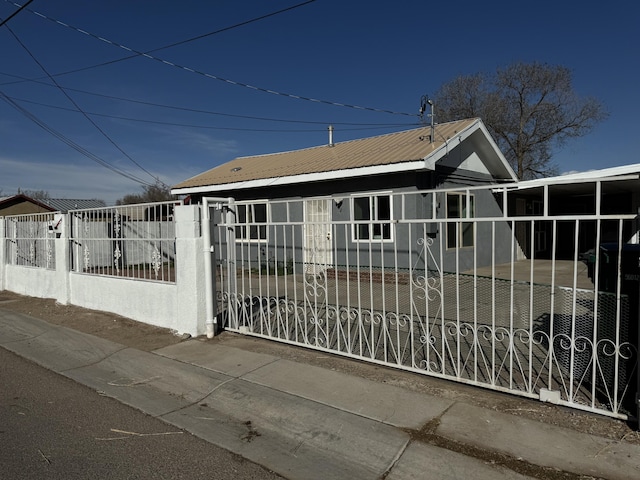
0, 218, 5, 291
174, 205, 207, 337
54, 213, 71, 305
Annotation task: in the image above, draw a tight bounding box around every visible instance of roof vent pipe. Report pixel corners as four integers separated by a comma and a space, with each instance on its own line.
328, 125, 334, 147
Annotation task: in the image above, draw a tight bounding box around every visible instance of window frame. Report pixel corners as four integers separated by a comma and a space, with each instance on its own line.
446, 192, 475, 249
351, 193, 394, 243
234, 201, 269, 243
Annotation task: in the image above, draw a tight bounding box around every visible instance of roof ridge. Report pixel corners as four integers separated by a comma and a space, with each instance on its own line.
235, 118, 477, 160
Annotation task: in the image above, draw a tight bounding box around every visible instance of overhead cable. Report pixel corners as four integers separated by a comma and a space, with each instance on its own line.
0, 0, 31, 27
0, 91, 152, 186
8, 95, 420, 132
0, 71, 418, 127
5, 25, 162, 186
47, 0, 318, 77
9, 2, 416, 117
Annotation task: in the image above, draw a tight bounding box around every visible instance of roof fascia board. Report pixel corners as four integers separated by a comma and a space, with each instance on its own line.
172, 159, 427, 195
422, 119, 518, 181
422, 119, 482, 169
492, 173, 640, 193
475, 121, 518, 181
0, 194, 55, 212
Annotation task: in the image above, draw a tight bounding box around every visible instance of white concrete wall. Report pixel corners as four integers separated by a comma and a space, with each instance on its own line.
68, 273, 178, 330
3, 264, 61, 300
1, 205, 208, 337
0, 218, 5, 292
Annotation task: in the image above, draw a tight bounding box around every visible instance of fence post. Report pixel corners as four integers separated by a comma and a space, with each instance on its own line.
0, 217, 5, 291
636, 252, 640, 429
174, 204, 207, 336
202, 197, 235, 337
55, 213, 71, 305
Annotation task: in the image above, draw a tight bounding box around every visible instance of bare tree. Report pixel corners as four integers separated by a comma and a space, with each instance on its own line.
116, 180, 175, 205
433, 62, 608, 179
18, 188, 51, 200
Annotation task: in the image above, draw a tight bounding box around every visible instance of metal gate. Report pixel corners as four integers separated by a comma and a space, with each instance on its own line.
205, 186, 639, 421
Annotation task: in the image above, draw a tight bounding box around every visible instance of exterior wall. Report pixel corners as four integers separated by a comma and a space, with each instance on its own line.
0, 218, 4, 291
220, 179, 513, 275
0, 200, 52, 216
197, 160, 511, 274
1, 205, 207, 337
68, 274, 177, 329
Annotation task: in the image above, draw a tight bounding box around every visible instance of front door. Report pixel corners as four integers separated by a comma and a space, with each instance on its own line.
303, 199, 333, 275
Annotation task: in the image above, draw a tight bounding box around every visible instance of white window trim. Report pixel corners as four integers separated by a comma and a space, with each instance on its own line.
350, 192, 394, 243
234, 201, 269, 243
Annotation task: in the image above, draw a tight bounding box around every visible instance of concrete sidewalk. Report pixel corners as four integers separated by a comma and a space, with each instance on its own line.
1, 309, 639, 480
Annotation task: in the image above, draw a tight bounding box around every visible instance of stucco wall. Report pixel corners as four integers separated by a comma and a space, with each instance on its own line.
1, 205, 207, 337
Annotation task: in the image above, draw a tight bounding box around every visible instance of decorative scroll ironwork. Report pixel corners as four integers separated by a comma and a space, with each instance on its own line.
151, 246, 162, 278
214, 194, 639, 420
224, 292, 637, 415
70, 201, 179, 282
82, 213, 91, 271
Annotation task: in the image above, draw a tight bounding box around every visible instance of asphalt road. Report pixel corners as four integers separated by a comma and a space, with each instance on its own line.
0, 347, 284, 480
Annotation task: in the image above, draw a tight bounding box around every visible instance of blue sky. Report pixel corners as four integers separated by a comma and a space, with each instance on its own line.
1, 0, 637, 204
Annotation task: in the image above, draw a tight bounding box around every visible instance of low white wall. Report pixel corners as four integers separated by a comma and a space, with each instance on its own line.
0, 219, 5, 292
3, 264, 62, 300
1, 205, 208, 337
68, 273, 179, 331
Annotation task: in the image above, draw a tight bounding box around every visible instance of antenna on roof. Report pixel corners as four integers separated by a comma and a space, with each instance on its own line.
419, 95, 435, 143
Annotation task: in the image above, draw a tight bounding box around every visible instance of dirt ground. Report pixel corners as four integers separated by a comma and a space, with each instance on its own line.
1, 289, 639, 448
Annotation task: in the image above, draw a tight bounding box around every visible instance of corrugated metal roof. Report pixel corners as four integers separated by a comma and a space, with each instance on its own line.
42, 198, 107, 212
174, 119, 480, 190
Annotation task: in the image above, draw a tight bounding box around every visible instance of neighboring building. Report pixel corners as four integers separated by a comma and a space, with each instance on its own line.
0, 194, 55, 216
0, 195, 106, 216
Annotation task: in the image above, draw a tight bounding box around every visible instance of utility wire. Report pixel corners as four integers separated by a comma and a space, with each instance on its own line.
0, 91, 152, 185
9, 2, 416, 117
4, 25, 161, 186
0, 0, 31, 27
43, 0, 319, 78
7, 95, 420, 132
0, 71, 419, 127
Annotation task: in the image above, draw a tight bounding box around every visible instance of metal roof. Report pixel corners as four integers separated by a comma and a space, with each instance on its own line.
499, 163, 640, 192
41, 198, 106, 212
173, 118, 517, 194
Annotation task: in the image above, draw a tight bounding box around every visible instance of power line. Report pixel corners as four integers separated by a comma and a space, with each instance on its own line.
0, 0, 31, 27
0, 71, 418, 128
10, 2, 416, 117
4, 25, 162, 186
7, 95, 420, 132
44, 0, 318, 78
0, 91, 152, 186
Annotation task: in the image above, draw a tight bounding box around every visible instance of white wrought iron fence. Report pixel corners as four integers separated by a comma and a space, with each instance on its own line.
210, 188, 639, 420
4, 212, 58, 269
69, 201, 182, 283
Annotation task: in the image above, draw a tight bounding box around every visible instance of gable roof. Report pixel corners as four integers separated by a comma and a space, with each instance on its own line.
0, 195, 106, 214
172, 118, 517, 195
0, 194, 55, 213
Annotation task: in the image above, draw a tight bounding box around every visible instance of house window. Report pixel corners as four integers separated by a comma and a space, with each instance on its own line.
352, 194, 392, 241
446, 193, 474, 248
235, 203, 268, 242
